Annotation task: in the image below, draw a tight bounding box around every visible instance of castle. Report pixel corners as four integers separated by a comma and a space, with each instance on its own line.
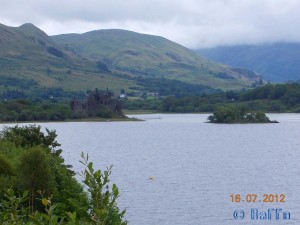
70, 88, 123, 117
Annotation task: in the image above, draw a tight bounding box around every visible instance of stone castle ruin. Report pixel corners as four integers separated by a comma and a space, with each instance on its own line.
70, 88, 123, 118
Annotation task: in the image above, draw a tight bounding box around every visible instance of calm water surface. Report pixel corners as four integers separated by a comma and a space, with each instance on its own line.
2, 113, 300, 225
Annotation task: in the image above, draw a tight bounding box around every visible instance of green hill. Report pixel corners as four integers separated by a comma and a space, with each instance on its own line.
196, 43, 300, 82
0, 23, 137, 96
0, 23, 262, 99
52, 29, 261, 89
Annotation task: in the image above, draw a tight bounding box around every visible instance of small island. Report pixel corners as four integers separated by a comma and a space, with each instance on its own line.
207, 106, 278, 123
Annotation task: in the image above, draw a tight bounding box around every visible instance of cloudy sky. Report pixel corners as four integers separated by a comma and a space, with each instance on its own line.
1, 0, 300, 48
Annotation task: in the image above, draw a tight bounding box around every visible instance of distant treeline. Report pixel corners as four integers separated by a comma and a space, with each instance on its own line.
131, 77, 220, 96
0, 87, 86, 100
0, 99, 72, 121
0, 98, 117, 122
123, 83, 300, 112
0, 76, 220, 100
1, 83, 299, 122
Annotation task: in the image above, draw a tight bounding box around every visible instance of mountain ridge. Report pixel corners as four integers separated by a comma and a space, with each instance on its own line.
52, 28, 261, 89
196, 43, 300, 82
0, 23, 262, 98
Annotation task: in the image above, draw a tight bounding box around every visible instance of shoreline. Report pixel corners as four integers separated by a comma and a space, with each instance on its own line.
0, 112, 298, 124
125, 110, 299, 115
0, 117, 143, 124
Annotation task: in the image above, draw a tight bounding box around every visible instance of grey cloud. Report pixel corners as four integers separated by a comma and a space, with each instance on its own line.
1, 0, 300, 48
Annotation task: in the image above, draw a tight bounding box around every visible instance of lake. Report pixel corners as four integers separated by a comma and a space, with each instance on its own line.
2, 113, 300, 224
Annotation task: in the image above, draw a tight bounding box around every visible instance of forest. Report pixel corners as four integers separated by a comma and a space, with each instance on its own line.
124, 83, 300, 113
0, 83, 299, 122
0, 98, 123, 122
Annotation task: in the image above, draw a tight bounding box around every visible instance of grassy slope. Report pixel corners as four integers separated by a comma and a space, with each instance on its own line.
52, 29, 261, 89
0, 23, 262, 96
0, 24, 138, 94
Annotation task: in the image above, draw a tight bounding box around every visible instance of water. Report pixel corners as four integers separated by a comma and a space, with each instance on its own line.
2, 113, 300, 224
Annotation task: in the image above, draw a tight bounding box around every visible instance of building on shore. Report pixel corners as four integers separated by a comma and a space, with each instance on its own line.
70, 88, 123, 118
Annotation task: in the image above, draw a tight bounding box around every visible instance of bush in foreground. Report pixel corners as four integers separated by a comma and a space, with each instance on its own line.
0, 125, 127, 224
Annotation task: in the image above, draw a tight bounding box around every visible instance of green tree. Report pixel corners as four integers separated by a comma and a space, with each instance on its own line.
0, 125, 60, 150
0, 125, 89, 220
18, 147, 55, 213
208, 106, 275, 123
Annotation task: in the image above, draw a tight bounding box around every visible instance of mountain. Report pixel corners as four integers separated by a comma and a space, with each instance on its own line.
52, 29, 261, 89
0, 23, 262, 99
0, 23, 138, 96
196, 43, 300, 82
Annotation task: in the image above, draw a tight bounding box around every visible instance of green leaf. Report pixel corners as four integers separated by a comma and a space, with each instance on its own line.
88, 162, 94, 172
94, 170, 101, 179
23, 190, 29, 198
112, 184, 119, 197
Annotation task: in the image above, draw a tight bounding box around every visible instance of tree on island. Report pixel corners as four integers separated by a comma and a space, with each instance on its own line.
207, 106, 278, 123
